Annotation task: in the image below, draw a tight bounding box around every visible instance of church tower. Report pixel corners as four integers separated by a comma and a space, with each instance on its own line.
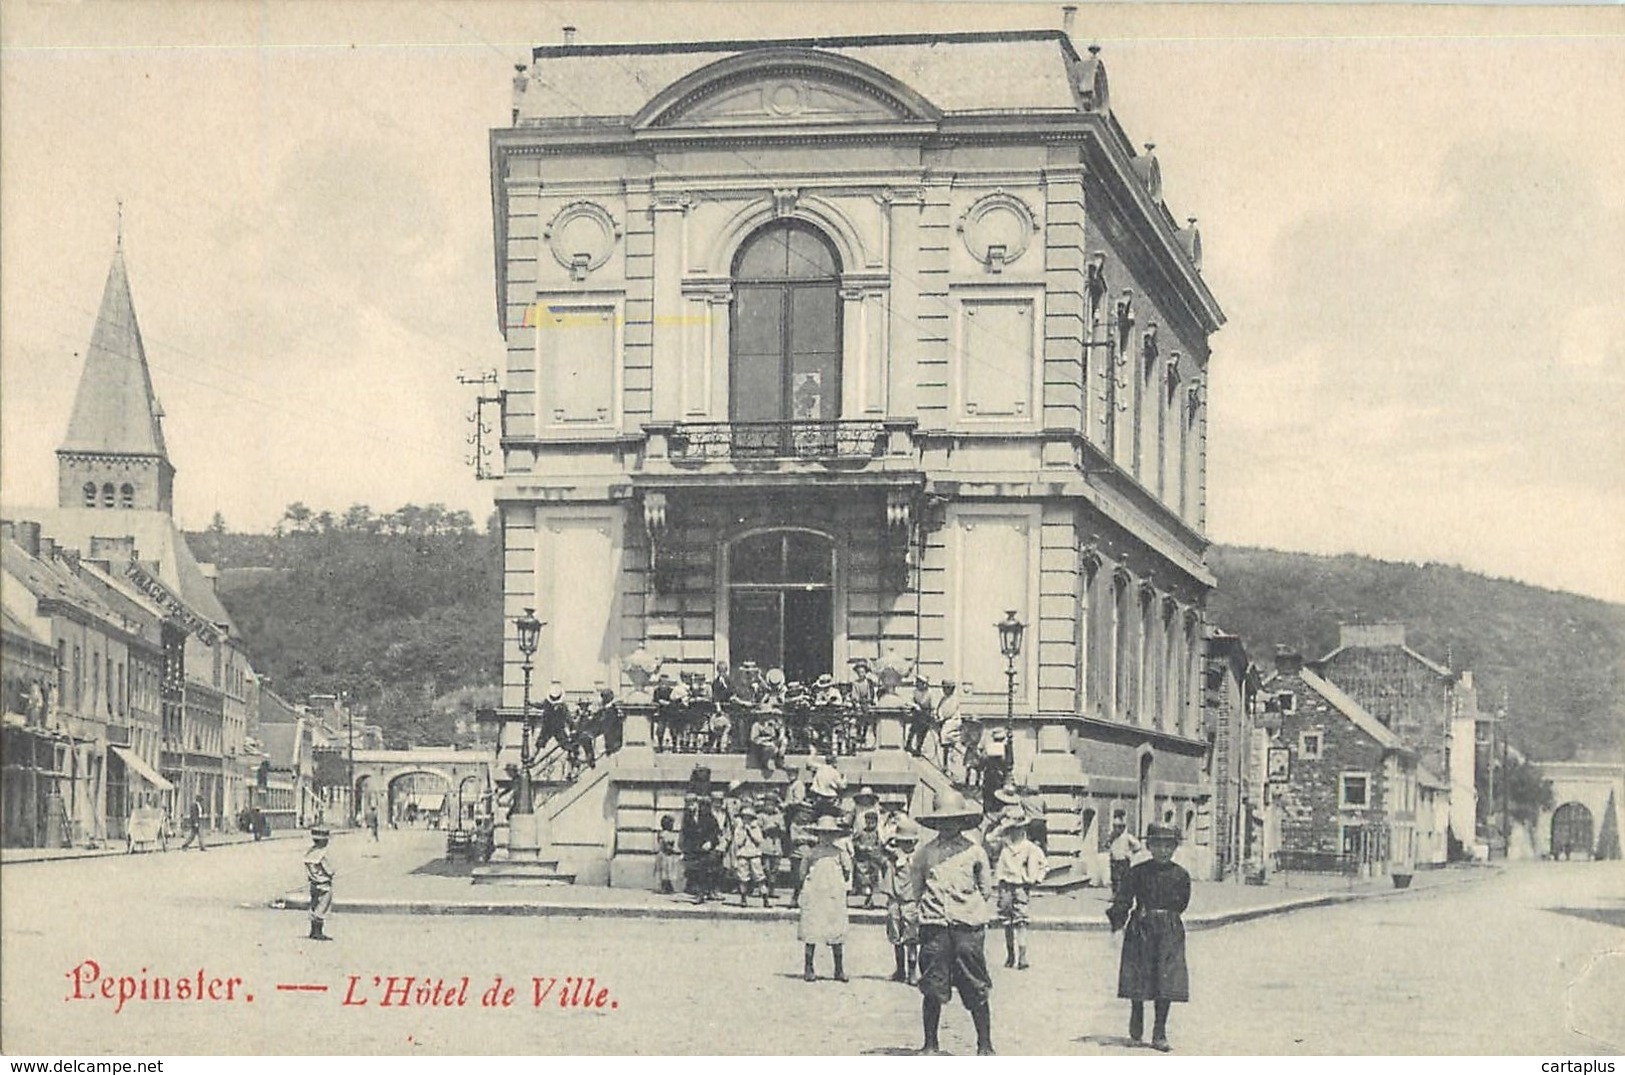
56, 240, 175, 514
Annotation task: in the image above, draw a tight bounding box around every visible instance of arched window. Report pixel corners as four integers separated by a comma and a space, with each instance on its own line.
101, 483, 115, 508
120, 483, 134, 509
731, 222, 841, 426
83, 482, 97, 507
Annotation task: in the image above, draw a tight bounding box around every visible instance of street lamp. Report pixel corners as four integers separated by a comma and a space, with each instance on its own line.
511, 608, 544, 817
996, 609, 1027, 760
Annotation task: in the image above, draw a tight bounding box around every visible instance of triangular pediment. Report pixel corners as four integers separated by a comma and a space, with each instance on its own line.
635, 50, 940, 131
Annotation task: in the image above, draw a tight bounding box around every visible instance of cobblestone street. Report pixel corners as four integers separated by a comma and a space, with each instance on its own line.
2, 831, 1620, 1055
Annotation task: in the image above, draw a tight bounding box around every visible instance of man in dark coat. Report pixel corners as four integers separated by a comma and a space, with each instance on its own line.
679, 793, 721, 902
596, 688, 624, 756
534, 683, 571, 757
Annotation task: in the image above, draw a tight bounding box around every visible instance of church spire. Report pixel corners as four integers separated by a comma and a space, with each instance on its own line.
57, 238, 175, 513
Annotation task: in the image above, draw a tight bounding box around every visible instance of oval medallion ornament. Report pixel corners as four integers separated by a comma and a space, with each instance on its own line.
958, 192, 1039, 273
545, 201, 622, 280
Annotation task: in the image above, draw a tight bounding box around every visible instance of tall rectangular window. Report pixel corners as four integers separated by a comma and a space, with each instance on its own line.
1340, 772, 1370, 809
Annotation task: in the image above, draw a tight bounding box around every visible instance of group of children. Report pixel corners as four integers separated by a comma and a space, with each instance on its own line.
652, 779, 1193, 1054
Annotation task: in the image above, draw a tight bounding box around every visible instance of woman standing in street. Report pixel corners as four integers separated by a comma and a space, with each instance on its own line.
798, 815, 853, 981
1107, 823, 1191, 1052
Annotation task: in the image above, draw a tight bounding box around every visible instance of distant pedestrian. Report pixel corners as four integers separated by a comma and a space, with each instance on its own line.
882, 818, 923, 983
366, 805, 380, 842
1107, 824, 1191, 1052
655, 814, 683, 895
798, 815, 853, 982
303, 827, 335, 942
1107, 811, 1143, 896
179, 794, 207, 852
995, 816, 1047, 970
910, 789, 995, 1056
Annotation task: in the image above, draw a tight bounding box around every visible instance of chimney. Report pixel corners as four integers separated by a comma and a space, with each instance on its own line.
1339, 622, 1406, 649
562, 25, 577, 45
40, 536, 58, 561
1061, 5, 1078, 36
1273, 646, 1303, 676
14, 520, 42, 558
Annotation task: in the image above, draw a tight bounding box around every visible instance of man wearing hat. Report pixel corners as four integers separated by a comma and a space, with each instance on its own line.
979, 728, 1011, 815
812, 672, 842, 708
909, 790, 996, 1055
679, 793, 720, 902
1108, 823, 1191, 1051
1106, 810, 1143, 898
535, 682, 572, 758
906, 676, 935, 757
303, 827, 335, 942
936, 680, 962, 775
809, 753, 847, 818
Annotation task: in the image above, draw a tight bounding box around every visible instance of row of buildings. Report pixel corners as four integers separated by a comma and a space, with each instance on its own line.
0, 245, 372, 848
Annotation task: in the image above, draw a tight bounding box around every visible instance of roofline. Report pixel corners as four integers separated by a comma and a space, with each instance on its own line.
1317, 642, 1456, 681
531, 29, 1079, 63
1300, 667, 1412, 755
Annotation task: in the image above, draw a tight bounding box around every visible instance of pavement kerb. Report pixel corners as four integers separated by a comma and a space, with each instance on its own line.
267, 864, 1500, 930
1, 826, 337, 865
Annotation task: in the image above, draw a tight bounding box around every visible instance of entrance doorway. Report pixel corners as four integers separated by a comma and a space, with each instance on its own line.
727, 530, 834, 685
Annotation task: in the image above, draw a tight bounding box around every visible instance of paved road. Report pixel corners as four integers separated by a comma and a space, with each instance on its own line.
2, 831, 1619, 1055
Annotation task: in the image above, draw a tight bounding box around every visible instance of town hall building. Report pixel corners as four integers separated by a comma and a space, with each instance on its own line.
487, 27, 1224, 882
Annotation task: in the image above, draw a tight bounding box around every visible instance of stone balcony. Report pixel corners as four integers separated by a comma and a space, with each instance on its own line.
637, 418, 922, 488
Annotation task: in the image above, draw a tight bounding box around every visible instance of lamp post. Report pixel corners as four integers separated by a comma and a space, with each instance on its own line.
996, 609, 1027, 763
511, 608, 544, 817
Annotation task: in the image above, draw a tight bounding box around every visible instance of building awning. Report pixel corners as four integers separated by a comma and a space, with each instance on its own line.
110, 746, 175, 791
412, 793, 446, 811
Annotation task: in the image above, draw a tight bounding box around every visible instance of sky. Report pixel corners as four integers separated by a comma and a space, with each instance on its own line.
2, 1, 1622, 602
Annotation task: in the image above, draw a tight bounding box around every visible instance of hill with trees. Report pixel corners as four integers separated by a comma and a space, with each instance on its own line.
190, 503, 499, 748
1207, 546, 1624, 762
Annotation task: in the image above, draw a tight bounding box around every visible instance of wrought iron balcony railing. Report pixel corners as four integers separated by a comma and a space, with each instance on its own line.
664, 420, 887, 462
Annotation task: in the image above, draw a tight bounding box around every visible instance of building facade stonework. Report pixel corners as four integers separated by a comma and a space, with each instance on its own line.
487, 30, 1224, 883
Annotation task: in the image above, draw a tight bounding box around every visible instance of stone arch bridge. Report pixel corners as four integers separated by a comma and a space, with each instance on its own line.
350, 749, 493, 824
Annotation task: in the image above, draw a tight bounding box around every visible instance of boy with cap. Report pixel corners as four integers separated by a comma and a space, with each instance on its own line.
731, 803, 771, 907
882, 817, 923, 983
1108, 823, 1191, 1051
303, 827, 335, 942
757, 793, 786, 901
909, 790, 996, 1055
994, 814, 1047, 970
